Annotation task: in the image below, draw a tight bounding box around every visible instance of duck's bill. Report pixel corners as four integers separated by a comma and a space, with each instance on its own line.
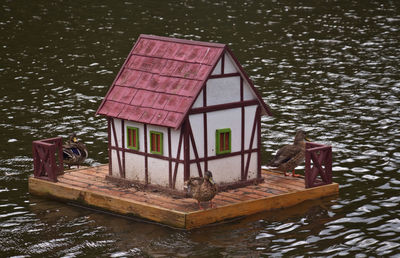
305, 137, 311, 142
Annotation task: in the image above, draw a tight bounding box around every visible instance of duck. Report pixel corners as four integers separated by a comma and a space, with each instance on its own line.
267, 130, 310, 177
63, 133, 88, 168
185, 170, 218, 209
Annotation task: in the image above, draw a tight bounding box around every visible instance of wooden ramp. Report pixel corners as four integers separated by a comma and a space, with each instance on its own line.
28, 165, 338, 229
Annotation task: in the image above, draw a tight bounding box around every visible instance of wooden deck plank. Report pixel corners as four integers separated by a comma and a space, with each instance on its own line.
63, 173, 198, 212
260, 182, 300, 193
29, 165, 339, 229
262, 172, 305, 188
185, 183, 339, 229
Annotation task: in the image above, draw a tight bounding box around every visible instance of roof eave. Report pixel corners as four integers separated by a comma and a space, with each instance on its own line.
224, 47, 273, 116
173, 46, 227, 130
95, 35, 144, 116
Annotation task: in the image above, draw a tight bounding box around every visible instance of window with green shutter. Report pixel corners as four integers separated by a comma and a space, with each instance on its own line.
216, 128, 231, 155
150, 131, 163, 155
126, 126, 139, 150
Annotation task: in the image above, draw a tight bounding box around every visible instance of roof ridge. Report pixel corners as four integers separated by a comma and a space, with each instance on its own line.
139, 34, 226, 48
96, 35, 271, 129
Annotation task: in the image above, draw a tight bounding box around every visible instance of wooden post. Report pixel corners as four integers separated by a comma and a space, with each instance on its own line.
183, 120, 190, 181
305, 142, 333, 188
32, 137, 64, 182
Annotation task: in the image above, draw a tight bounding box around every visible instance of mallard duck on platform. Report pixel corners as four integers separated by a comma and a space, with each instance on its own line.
267, 130, 310, 177
63, 133, 88, 168
185, 171, 218, 209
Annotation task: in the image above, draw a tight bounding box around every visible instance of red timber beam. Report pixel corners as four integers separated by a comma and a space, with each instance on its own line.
168, 128, 172, 188
144, 124, 148, 184
109, 146, 183, 164
240, 76, 245, 180
244, 106, 261, 180
32, 137, 64, 182
110, 118, 123, 178
257, 103, 262, 179
305, 142, 333, 188
190, 148, 258, 163
190, 99, 259, 115
208, 72, 240, 79
183, 120, 190, 181
172, 126, 184, 189
108, 118, 112, 176
203, 84, 208, 173
121, 119, 126, 178
188, 121, 203, 177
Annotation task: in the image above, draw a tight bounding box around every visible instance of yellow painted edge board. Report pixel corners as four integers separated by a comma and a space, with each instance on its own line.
28, 177, 186, 228
29, 176, 338, 229
185, 183, 339, 229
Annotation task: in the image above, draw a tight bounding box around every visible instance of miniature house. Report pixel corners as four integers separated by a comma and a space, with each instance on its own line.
96, 34, 272, 191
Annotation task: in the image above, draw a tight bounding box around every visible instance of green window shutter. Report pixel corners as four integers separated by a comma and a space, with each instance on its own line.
150, 131, 163, 155
216, 128, 231, 155
126, 126, 139, 150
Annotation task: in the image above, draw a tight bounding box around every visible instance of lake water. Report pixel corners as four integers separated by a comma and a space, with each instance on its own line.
1, 0, 399, 256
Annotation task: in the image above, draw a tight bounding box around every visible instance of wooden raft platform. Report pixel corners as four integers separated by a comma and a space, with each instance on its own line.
29, 165, 339, 229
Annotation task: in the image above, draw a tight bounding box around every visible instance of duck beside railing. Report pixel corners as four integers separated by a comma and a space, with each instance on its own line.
32, 137, 64, 182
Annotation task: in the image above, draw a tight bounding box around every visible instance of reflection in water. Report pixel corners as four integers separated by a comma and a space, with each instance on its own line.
0, 0, 399, 256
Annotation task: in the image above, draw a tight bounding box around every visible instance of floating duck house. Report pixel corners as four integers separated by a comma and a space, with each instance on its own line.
96, 34, 272, 191
29, 35, 338, 229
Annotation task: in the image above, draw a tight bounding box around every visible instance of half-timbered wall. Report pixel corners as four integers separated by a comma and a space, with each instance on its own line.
187, 51, 262, 185
108, 50, 264, 191
188, 105, 259, 184
109, 118, 185, 190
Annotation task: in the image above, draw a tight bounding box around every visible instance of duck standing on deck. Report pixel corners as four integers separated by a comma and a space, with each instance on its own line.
267, 130, 310, 177
185, 170, 218, 209
63, 133, 88, 168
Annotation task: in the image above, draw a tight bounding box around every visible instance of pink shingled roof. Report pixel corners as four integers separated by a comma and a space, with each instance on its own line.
97, 34, 271, 129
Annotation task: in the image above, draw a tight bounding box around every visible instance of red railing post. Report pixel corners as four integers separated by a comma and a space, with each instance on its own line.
32, 137, 64, 182
305, 142, 333, 188
305, 145, 312, 188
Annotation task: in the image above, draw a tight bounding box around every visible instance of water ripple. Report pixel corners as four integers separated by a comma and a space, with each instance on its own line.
0, 0, 400, 256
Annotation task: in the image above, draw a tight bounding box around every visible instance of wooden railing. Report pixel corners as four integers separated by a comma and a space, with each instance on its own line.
305, 142, 332, 188
32, 137, 64, 182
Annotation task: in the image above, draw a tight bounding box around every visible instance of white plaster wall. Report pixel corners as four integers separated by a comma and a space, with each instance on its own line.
223, 53, 237, 74
243, 80, 257, 101
189, 162, 205, 178
147, 157, 169, 187
174, 164, 185, 190
223, 52, 259, 102
111, 118, 122, 147
244, 153, 258, 180
188, 114, 204, 159
170, 128, 183, 160
208, 156, 242, 184
125, 152, 145, 181
244, 105, 259, 149
206, 108, 242, 155
206, 76, 241, 106
211, 58, 222, 75
111, 149, 120, 177
185, 106, 259, 183
192, 90, 203, 108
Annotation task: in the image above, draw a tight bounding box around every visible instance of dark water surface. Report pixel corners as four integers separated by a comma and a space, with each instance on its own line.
1, 0, 399, 256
